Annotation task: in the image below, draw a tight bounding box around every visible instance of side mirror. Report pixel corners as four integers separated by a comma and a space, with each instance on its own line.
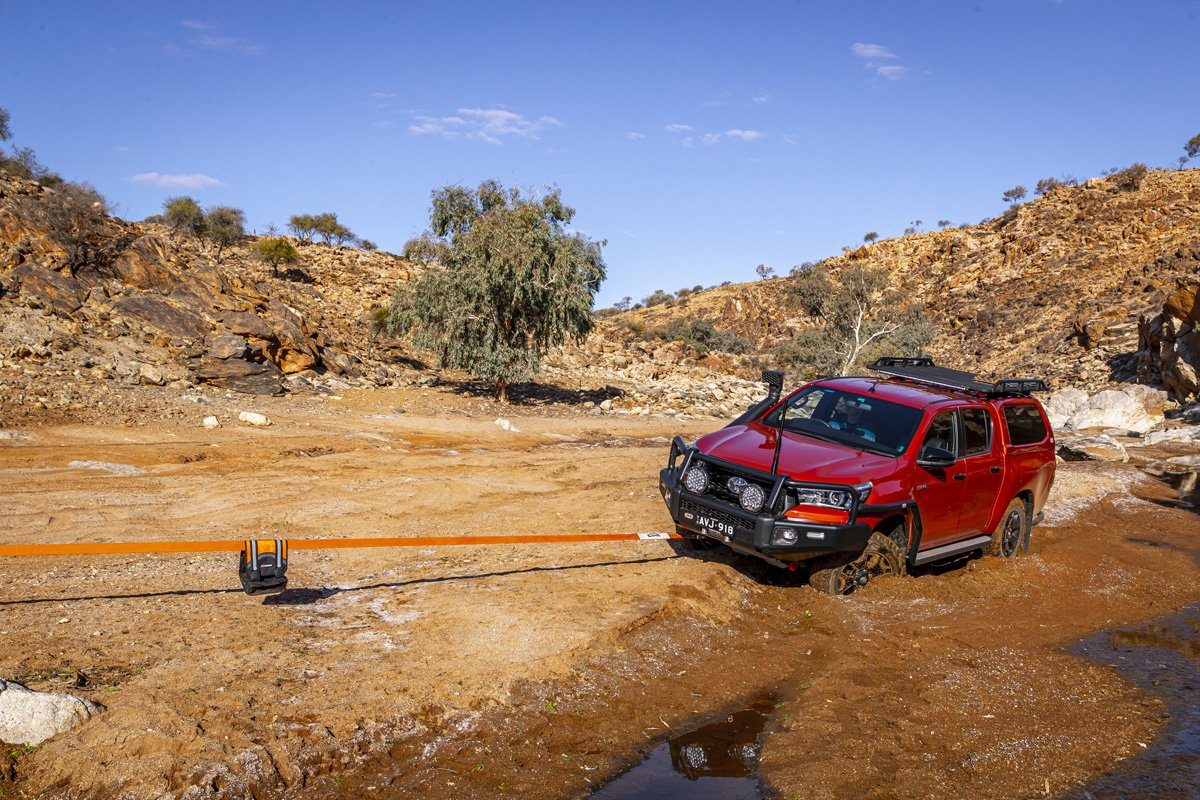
917, 445, 957, 469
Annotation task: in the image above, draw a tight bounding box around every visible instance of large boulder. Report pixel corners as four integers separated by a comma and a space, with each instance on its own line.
1056, 432, 1129, 463
221, 311, 274, 341
10, 264, 89, 315
1044, 387, 1089, 430
205, 333, 248, 361
0, 679, 102, 746
196, 357, 284, 395
1065, 387, 1164, 434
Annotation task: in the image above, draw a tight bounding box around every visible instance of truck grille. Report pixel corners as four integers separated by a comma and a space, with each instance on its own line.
699, 461, 775, 510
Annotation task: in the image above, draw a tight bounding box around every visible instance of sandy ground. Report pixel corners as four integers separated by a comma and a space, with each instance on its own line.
0, 387, 1198, 800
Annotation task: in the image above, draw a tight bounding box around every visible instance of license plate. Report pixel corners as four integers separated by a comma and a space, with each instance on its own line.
696, 515, 734, 540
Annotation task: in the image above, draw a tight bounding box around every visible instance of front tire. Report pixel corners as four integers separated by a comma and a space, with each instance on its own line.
808, 530, 907, 595
990, 498, 1028, 558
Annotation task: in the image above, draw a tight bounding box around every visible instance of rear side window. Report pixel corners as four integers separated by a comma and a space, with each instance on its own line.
1003, 404, 1048, 446
960, 408, 992, 456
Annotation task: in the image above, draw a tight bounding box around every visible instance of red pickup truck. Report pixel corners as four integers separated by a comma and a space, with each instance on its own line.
659, 358, 1056, 594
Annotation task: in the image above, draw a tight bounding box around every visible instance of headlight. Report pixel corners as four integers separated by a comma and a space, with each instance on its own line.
682, 462, 710, 494
739, 483, 767, 513
794, 483, 871, 510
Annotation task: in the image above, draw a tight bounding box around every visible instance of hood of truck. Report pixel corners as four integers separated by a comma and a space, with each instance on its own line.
694, 421, 899, 484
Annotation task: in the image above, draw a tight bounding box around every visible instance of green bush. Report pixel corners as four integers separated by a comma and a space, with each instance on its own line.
1109, 163, 1148, 192
648, 319, 752, 356
203, 206, 245, 263
642, 289, 673, 307
254, 236, 299, 277
164, 196, 204, 239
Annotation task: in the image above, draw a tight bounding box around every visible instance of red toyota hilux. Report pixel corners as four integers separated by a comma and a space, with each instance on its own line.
659, 358, 1056, 594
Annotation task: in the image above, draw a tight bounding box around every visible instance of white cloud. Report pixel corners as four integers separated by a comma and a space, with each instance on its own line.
626, 131, 646, 140
875, 65, 910, 80
408, 107, 563, 145
850, 42, 912, 81
191, 34, 264, 55
664, 123, 692, 133
851, 42, 897, 60
180, 19, 215, 31
114, 145, 134, 153
781, 134, 798, 145
130, 172, 222, 189
751, 95, 769, 105
680, 136, 694, 148
725, 129, 764, 141
701, 132, 722, 145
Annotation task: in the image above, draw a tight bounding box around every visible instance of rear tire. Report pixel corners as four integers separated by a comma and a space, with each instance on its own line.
990, 498, 1028, 558
808, 530, 907, 595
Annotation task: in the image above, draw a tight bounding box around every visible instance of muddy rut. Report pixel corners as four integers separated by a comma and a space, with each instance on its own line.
1, 388, 1198, 799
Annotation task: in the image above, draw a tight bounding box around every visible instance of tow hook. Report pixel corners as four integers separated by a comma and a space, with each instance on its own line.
852, 569, 870, 588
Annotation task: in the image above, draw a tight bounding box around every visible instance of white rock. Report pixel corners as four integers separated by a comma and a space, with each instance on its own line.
202, 416, 220, 429
1045, 387, 1089, 429
494, 418, 519, 432
1067, 390, 1161, 434
1056, 433, 1129, 463
67, 460, 145, 475
238, 411, 271, 427
599, 399, 614, 411
1141, 426, 1200, 447
137, 363, 166, 386
0, 679, 102, 746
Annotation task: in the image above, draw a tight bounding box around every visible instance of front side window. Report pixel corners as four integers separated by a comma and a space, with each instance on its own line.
921, 411, 958, 455
765, 387, 924, 456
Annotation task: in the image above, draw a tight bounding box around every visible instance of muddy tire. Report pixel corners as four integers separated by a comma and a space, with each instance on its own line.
990, 498, 1028, 558
808, 531, 907, 595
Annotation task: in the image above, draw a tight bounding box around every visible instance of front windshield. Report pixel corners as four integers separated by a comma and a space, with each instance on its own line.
762, 386, 923, 456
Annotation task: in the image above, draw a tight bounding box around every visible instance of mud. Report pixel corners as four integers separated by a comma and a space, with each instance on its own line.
1, 387, 1198, 799
1069, 602, 1200, 798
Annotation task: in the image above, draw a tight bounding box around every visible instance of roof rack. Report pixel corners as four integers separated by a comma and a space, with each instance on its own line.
868, 357, 1048, 396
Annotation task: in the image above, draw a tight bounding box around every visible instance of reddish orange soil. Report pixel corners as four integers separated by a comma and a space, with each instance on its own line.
0, 388, 1196, 799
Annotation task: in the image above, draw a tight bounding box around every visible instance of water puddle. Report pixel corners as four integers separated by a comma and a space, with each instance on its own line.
589, 694, 774, 799
1069, 602, 1200, 798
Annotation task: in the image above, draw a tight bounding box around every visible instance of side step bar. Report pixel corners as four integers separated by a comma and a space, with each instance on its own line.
912, 534, 991, 566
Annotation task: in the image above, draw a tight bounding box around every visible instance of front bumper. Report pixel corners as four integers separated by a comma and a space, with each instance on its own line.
659, 465, 871, 563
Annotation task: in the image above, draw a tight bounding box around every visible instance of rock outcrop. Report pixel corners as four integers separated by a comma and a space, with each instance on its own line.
0, 679, 102, 746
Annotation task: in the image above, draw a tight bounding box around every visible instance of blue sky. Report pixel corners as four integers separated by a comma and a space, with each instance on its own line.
4, 0, 1198, 305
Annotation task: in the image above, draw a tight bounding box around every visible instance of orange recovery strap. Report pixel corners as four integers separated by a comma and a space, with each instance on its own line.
0, 531, 683, 558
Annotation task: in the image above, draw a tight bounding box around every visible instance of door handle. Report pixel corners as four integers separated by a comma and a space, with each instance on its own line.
953, 473, 966, 481
989, 466, 1001, 474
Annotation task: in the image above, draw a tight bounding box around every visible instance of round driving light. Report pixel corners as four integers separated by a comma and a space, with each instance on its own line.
727, 476, 749, 494
776, 528, 798, 545
739, 483, 766, 513
682, 462, 709, 494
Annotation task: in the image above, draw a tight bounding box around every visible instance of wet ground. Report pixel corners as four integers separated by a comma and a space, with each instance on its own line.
589, 695, 775, 800
1070, 602, 1200, 799
1, 390, 1199, 799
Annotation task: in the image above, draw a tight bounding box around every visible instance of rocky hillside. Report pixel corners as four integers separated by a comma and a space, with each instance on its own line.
0, 176, 420, 419
592, 168, 1200, 398
3, 168, 1199, 425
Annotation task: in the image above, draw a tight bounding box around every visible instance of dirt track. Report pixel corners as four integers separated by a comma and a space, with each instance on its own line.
1, 387, 1198, 799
